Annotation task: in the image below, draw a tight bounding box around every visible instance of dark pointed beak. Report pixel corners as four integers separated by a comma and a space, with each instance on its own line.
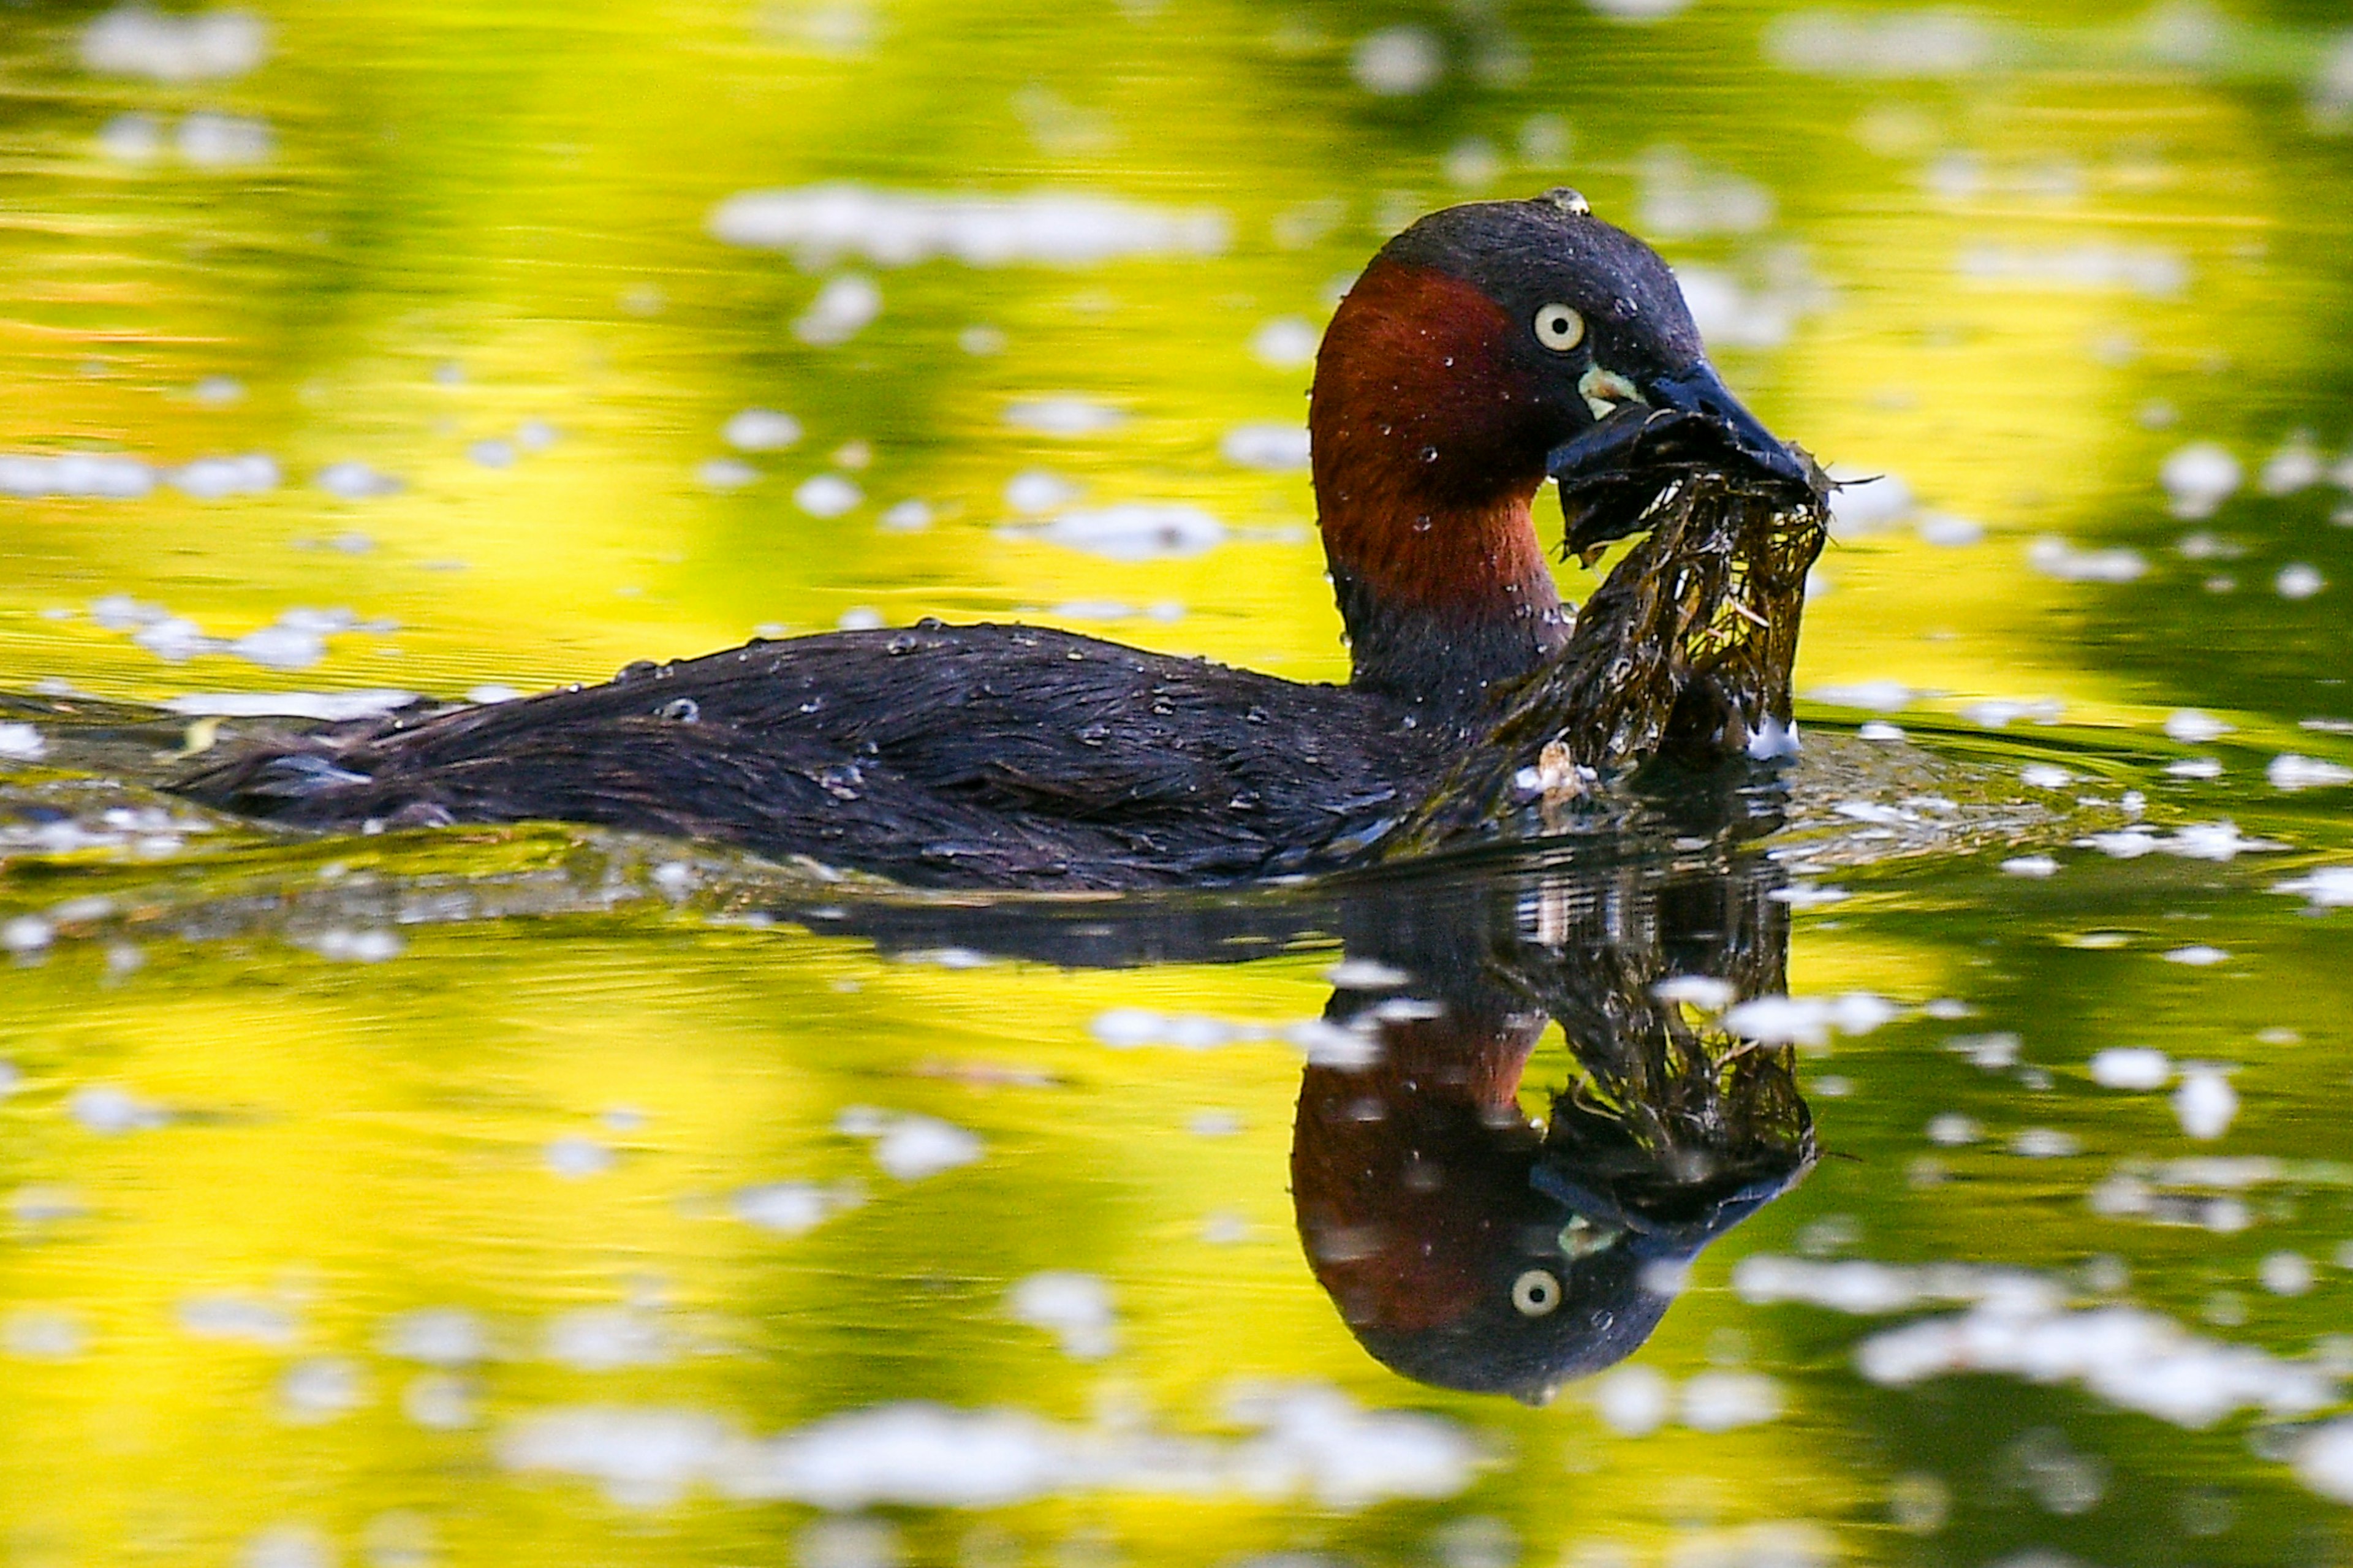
1644, 364, 1808, 488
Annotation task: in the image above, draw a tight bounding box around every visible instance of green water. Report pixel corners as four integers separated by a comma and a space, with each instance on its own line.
5, 1, 2353, 1563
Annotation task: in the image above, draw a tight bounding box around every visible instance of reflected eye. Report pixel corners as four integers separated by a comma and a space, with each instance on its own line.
1533, 303, 1585, 352
1511, 1268, 1563, 1317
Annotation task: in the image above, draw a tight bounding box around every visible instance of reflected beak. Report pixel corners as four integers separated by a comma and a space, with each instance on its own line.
1643, 364, 1809, 488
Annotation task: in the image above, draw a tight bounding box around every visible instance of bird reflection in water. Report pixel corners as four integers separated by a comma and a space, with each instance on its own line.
1294, 856, 1813, 1404
802, 830, 1813, 1406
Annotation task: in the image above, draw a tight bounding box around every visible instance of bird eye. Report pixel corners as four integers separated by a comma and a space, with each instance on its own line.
1533, 303, 1585, 352
1510, 1268, 1563, 1317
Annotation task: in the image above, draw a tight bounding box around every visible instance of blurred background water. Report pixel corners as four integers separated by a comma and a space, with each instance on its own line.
5, 1, 2353, 1564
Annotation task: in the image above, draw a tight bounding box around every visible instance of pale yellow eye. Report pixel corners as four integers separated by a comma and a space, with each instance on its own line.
1534, 303, 1585, 352
1511, 1268, 1563, 1317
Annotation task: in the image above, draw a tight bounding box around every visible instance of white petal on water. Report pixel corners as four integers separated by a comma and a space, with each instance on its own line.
1948, 1031, 2020, 1069
1219, 423, 1311, 471
733, 1181, 860, 1236
238, 1526, 332, 1568
2085, 828, 2157, 859
70, 1084, 167, 1133
545, 1135, 613, 1178
1249, 317, 1319, 370
177, 112, 272, 167
2260, 433, 2324, 495
311, 928, 401, 963
1958, 244, 2188, 299
1925, 1114, 1979, 1147
2277, 563, 2327, 600
1589, 0, 1696, 21
2020, 763, 2072, 789
1004, 469, 1077, 515
1006, 1272, 1118, 1360
2164, 709, 2232, 743
1676, 268, 1790, 356
1719, 991, 1892, 1048
2262, 1251, 2314, 1297
279, 1357, 368, 1423
172, 452, 278, 498
0, 453, 156, 499
2163, 944, 2229, 966
501, 1382, 1472, 1511
1823, 468, 1913, 536
178, 1292, 296, 1344
1591, 1365, 1670, 1436
1732, 1255, 2065, 1316
795, 474, 863, 517
1654, 975, 1736, 1012
877, 499, 933, 531
381, 1307, 487, 1366
2001, 855, 2059, 877
228, 624, 326, 671
404, 1373, 477, 1431
1028, 504, 1224, 562
547, 1307, 669, 1370
166, 691, 415, 721
97, 111, 163, 161
4, 1308, 86, 1360
1680, 1371, 1782, 1431
795, 274, 882, 346
1441, 136, 1502, 189
2268, 754, 2353, 791
2161, 442, 2242, 519
1003, 397, 1125, 436
1637, 147, 1775, 239
315, 460, 403, 499
467, 437, 517, 469
2028, 536, 2146, 582
0, 724, 42, 763
2090, 1048, 2170, 1090
710, 184, 1229, 269
1763, 9, 1996, 76
2298, 1422, 2353, 1504
1960, 697, 2064, 728
1916, 512, 1984, 547
2273, 865, 2353, 907
1285, 1017, 1381, 1070
724, 408, 802, 452
80, 6, 268, 81
858, 1115, 982, 1181
697, 456, 759, 491
1351, 26, 1443, 95
2173, 1069, 2238, 1140
1854, 1299, 2328, 1428
1807, 679, 1912, 711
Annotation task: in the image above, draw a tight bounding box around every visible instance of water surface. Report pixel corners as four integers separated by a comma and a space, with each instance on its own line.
4, 2, 2353, 1564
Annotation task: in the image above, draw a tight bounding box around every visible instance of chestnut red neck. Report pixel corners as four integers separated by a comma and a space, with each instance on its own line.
1311, 260, 1569, 721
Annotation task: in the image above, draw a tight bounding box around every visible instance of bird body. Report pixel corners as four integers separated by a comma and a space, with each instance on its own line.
174, 191, 1816, 888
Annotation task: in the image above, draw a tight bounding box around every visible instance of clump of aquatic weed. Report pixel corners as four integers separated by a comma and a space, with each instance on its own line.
1382, 456, 1832, 856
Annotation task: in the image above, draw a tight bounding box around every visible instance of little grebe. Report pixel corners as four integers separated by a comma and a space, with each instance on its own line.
175, 189, 1812, 887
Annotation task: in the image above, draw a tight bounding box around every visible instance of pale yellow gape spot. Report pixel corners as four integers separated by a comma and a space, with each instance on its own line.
1577, 365, 1645, 422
